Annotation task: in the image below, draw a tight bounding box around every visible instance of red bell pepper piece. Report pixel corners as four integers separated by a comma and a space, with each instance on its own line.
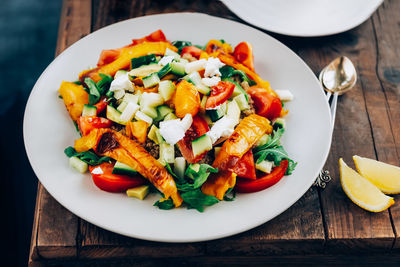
233, 150, 256, 180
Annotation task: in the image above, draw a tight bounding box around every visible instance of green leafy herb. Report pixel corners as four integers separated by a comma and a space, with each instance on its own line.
72, 80, 82, 85
64, 146, 112, 166
223, 187, 236, 201
219, 66, 256, 85
85, 77, 101, 105
172, 40, 192, 53
58, 95, 63, 99
97, 73, 113, 95
181, 189, 219, 212
220, 65, 235, 78
73, 121, 81, 136
176, 164, 218, 192
194, 44, 205, 50
153, 198, 175, 210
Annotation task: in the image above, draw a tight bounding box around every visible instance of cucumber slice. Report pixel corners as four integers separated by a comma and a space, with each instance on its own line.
131, 54, 157, 69
106, 105, 127, 125
142, 73, 161, 88
160, 143, 174, 164
82, 105, 97, 117
164, 113, 178, 121
223, 77, 249, 101
112, 161, 138, 176
185, 163, 200, 180
191, 134, 212, 157
206, 103, 226, 122
155, 128, 164, 144
256, 160, 274, 174
234, 94, 250, 111
165, 48, 180, 60
117, 101, 128, 113
157, 63, 172, 79
158, 80, 176, 101
140, 106, 158, 119
148, 125, 160, 144
114, 70, 128, 79
119, 102, 139, 123
174, 157, 186, 179
129, 64, 163, 77
157, 105, 173, 119
256, 134, 270, 147
126, 185, 149, 200
134, 110, 153, 124
170, 62, 186, 76
183, 71, 211, 95
122, 93, 139, 104
226, 100, 241, 124
140, 92, 164, 118
69, 156, 88, 173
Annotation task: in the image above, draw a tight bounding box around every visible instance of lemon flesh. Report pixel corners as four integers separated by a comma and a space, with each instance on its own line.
340, 158, 394, 212
353, 155, 400, 194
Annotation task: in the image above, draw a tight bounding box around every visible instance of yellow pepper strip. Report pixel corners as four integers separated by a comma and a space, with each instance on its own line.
202, 171, 236, 200
79, 42, 178, 83
74, 128, 183, 207
58, 81, 88, 121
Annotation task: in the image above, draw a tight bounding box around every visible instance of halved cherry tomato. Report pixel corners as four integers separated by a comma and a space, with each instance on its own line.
205, 81, 235, 109
94, 97, 110, 115
89, 163, 146, 193
181, 46, 204, 59
235, 160, 289, 193
97, 49, 121, 66
77, 116, 113, 136
177, 115, 210, 163
131, 29, 167, 46
233, 150, 256, 180
247, 86, 282, 120
233, 41, 255, 71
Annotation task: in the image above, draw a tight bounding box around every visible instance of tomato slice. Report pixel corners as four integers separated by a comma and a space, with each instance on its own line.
233, 41, 255, 71
77, 116, 113, 136
233, 150, 256, 180
181, 46, 204, 59
94, 97, 110, 115
205, 81, 235, 109
247, 86, 282, 120
89, 163, 146, 193
131, 29, 167, 46
235, 160, 289, 193
97, 49, 121, 67
177, 115, 210, 163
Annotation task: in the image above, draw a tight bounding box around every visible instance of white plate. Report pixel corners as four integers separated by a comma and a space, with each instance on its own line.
221, 0, 383, 37
24, 13, 331, 242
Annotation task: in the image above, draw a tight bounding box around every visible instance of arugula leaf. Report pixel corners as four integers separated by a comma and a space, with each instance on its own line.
255, 145, 289, 165
164, 162, 185, 184
72, 80, 82, 85
223, 187, 236, 202
255, 128, 285, 152
171, 40, 193, 53
85, 77, 101, 105
220, 66, 235, 79
181, 189, 219, 212
181, 164, 218, 190
153, 198, 174, 210
97, 73, 113, 95
286, 160, 298, 175
73, 121, 81, 136
64, 146, 112, 166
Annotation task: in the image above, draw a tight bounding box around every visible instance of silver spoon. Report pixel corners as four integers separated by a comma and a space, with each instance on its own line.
314, 56, 357, 189
319, 56, 357, 129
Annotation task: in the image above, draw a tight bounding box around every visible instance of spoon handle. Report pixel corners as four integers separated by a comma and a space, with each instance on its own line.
330, 92, 338, 130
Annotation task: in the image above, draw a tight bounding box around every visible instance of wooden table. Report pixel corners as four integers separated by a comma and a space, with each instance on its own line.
28, 0, 400, 266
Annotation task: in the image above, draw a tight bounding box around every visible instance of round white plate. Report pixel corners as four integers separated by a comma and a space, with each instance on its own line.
221, 0, 383, 37
24, 13, 332, 242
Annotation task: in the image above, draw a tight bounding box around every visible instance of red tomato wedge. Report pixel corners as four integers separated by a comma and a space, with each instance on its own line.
131, 29, 167, 45
77, 116, 113, 136
97, 49, 121, 67
94, 97, 110, 115
233, 150, 256, 180
247, 86, 282, 120
181, 46, 204, 59
233, 41, 255, 71
89, 163, 146, 193
177, 115, 210, 163
235, 160, 289, 193
205, 81, 235, 109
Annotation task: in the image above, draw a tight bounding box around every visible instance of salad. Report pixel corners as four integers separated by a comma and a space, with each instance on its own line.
59, 30, 296, 212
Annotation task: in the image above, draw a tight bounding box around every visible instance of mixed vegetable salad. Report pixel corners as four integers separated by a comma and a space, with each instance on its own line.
59, 30, 296, 212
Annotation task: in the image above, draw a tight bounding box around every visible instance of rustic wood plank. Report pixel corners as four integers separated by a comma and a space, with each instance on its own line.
33, 0, 92, 260
78, 0, 325, 258
371, 0, 400, 249
294, 15, 395, 252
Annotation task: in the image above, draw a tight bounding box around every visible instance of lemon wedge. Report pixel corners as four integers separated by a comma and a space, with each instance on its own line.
339, 158, 394, 212
353, 155, 400, 194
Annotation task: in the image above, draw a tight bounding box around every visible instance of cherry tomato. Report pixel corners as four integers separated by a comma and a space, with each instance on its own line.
89, 163, 146, 193
131, 29, 167, 46
177, 115, 210, 163
94, 97, 110, 115
247, 86, 282, 120
77, 116, 113, 136
181, 46, 204, 59
205, 81, 235, 109
235, 160, 288, 193
97, 49, 120, 66
233, 41, 255, 71
233, 150, 256, 180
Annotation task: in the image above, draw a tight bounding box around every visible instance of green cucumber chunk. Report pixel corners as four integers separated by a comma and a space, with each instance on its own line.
183, 71, 211, 95
82, 105, 97, 117
157, 63, 172, 79
174, 157, 186, 179
131, 54, 157, 69
126, 185, 149, 200
170, 62, 186, 76
163, 112, 178, 121
234, 94, 250, 111
69, 156, 88, 173
206, 102, 226, 122
164, 48, 181, 60
158, 80, 176, 101
256, 160, 273, 173
142, 73, 161, 88
159, 143, 175, 164
112, 161, 138, 176
191, 134, 212, 157
129, 63, 163, 77
106, 105, 127, 125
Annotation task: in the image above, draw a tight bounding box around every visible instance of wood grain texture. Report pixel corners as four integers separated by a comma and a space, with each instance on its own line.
31, 0, 92, 262
371, 0, 400, 249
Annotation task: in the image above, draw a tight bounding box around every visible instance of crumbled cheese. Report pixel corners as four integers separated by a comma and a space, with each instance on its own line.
110, 73, 135, 92
158, 55, 175, 66
91, 166, 103, 175
159, 114, 193, 145
204, 57, 225, 78
275, 90, 294, 101
206, 116, 237, 144
202, 76, 221, 87
184, 59, 206, 74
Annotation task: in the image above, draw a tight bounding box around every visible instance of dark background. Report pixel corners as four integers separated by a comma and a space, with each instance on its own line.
0, 0, 62, 266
